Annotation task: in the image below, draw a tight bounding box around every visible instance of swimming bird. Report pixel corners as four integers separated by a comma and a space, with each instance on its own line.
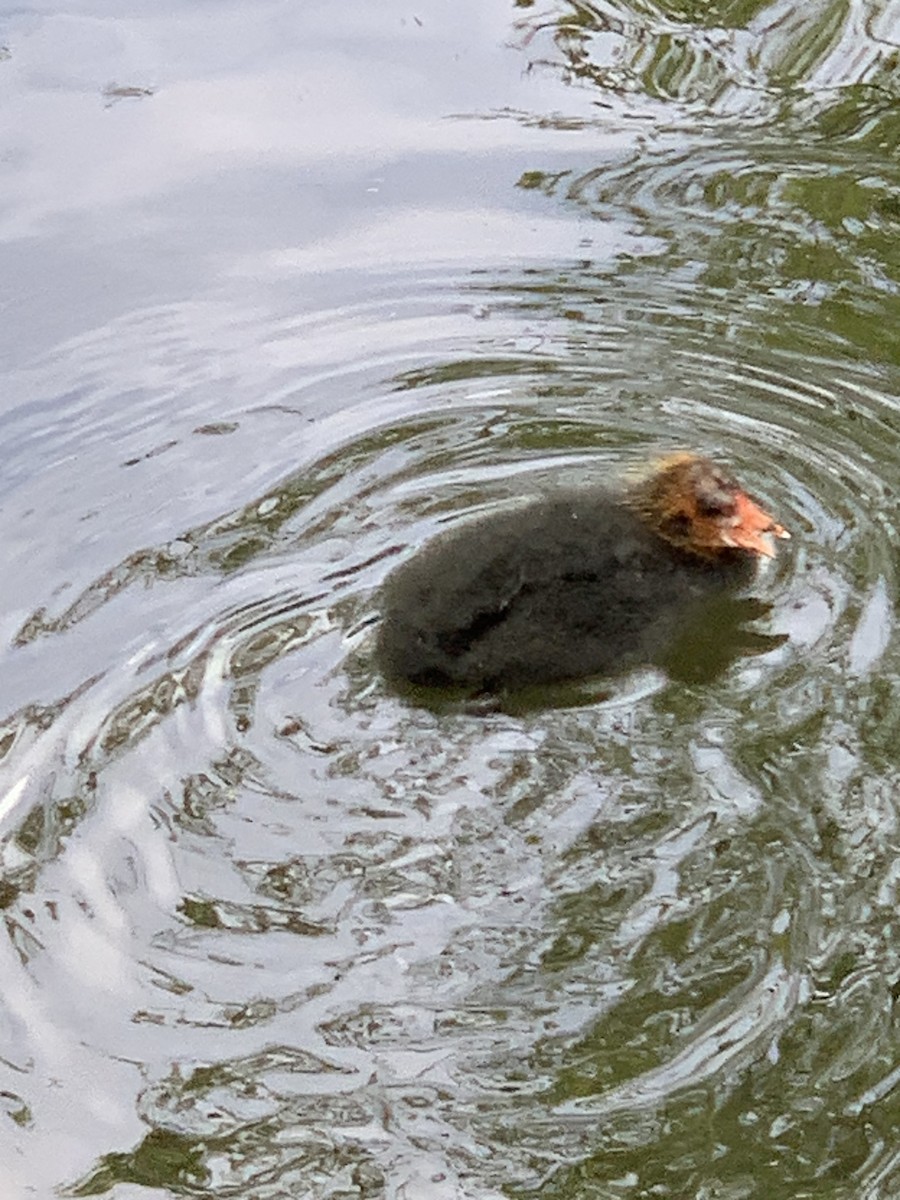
377, 453, 789, 695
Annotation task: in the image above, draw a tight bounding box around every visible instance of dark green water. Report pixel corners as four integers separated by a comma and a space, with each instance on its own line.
0, 1, 898, 1197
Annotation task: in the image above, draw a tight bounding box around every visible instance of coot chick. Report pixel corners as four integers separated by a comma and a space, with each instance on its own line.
377, 454, 789, 694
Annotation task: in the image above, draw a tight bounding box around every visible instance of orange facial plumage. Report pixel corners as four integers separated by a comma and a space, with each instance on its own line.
628, 453, 789, 561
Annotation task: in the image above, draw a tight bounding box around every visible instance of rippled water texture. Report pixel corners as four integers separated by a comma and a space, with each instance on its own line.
1, 1, 900, 1197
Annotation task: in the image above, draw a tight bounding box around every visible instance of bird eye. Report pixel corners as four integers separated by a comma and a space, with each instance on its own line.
696, 495, 732, 518
694, 477, 736, 519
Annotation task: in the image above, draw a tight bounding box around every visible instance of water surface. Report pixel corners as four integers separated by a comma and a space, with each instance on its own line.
1, 1, 899, 1197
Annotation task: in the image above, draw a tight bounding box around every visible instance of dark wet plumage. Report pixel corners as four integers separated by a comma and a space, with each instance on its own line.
377, 455, 788, 694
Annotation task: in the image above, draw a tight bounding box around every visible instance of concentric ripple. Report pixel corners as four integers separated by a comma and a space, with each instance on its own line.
1, 244, 899, 1198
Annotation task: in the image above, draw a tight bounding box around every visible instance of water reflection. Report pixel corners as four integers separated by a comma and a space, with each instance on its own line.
1, 258, 896, 1197
0, 0, 899, 1197
514, 0, 900, 124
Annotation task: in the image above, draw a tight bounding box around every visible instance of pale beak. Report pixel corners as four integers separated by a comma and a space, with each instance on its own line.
728, 493, 790, 558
